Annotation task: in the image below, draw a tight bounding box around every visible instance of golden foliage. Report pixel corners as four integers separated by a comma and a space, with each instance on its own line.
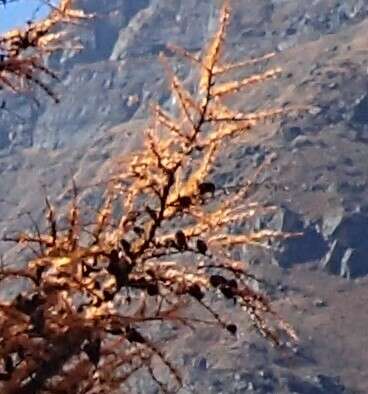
0, 0, 93, 102
0, 2, 300, 392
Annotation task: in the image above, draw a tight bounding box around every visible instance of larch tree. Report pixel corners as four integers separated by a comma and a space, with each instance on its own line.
0, 1, 303, 393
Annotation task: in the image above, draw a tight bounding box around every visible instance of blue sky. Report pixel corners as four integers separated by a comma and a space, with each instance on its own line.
0, 0, 50, 33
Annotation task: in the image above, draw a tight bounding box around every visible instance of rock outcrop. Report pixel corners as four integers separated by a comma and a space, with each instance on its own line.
321, 212, 368, 278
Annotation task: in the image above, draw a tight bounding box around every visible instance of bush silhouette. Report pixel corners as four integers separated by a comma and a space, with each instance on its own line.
0, 1, 299, 392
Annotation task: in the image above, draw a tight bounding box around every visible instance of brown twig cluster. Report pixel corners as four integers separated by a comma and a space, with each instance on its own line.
0, 2, 300, 393
0, 0, 93, 102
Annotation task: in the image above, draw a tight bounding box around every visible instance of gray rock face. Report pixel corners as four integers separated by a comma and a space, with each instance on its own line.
340, 248, 366, 279
321, 240, 346, 275
16, 0, 220, 149
0, 128, 10, 150
331, 212, 368, 251
285, 374, 348, 394
321, 212, 368, 278
187, 358, 350, 394
291, 135, 313, 149
280, 125, 303, 143
234, 207, 328, 268
2, 0, 368, 150
352, 94, 368, 126
110, 0, 215, 61
267, 208, 327, 267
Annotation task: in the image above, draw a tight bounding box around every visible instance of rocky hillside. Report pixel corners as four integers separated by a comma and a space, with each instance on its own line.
1, 0, 368, 392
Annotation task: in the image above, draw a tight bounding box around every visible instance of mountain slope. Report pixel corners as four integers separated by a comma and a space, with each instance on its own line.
0, 1, 368, 392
